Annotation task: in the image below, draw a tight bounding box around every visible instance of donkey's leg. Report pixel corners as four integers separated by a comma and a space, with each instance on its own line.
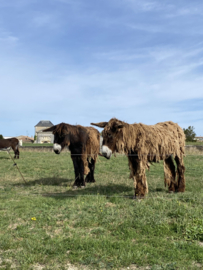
79, 157, 86, 187
16, 146, 20, 159
72, 157, 81, 187
85, 158, 96, 183
85, 159, 91, 183
175, 156, 185, 192
90, 158, 96, 182
135, 163, 148, 198
129, 157, 148, 198
11, 146, 17, 159
164, 156, 176, 192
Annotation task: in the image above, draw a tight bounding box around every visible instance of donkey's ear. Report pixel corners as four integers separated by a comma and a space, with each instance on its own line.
43, 126, 56, 132
91, 122, 108, 128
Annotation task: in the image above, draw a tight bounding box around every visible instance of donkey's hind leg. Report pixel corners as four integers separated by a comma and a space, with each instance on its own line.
15, 146, 20, 159
12, 146, 17, 159
85, 158, 96, 183
13, 147, 20, 159
164, 156, 176, 192
175, 156, 185, 192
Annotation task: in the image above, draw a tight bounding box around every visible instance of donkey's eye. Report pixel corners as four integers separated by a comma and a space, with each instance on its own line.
107, 133, 112, 138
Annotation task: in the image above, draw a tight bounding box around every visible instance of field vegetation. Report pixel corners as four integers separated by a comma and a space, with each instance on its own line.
0, 150, 203, 269
22, 143, 53, 147
185, 141, 203, 146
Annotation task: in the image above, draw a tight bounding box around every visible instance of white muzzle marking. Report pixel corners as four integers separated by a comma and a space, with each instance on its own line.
102, 145, 112, 159
53, 143, 62, 153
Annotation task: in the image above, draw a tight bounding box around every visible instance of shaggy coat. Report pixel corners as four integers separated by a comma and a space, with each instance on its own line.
43, 123, 100, 187
91, 118, 185, 197
0, 138, 20, 159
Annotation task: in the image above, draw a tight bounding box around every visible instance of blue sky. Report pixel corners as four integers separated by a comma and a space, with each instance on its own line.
1, 0, 203, 137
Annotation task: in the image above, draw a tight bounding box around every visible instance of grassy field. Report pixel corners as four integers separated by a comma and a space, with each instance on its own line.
22, 143, 53, 147
0, 150, 203, 270
185, 141, 203, 146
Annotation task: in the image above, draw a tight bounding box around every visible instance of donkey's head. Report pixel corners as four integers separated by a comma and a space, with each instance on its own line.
91, 118, 125, 159
43, 123, 70, 154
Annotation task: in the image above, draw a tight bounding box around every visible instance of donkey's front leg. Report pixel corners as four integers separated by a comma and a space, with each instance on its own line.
79, 158, 86, 187
72, 157, 81, 187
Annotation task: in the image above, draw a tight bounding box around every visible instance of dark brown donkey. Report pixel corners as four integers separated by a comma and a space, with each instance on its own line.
43, 123, 100, 187
0, 138, 20, 159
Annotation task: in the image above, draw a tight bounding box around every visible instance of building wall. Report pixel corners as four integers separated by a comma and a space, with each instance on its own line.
36, 132, 54, 143
35, 126, 48, 135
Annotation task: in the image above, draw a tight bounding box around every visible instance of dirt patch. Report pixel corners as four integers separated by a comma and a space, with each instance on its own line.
31, 264, 46, 270
8, 218, 25, 230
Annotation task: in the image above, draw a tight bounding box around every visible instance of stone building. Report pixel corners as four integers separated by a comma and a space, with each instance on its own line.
34, 120, 54, 143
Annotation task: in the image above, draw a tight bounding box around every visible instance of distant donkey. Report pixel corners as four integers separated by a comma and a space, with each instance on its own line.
0, 138, 20, 159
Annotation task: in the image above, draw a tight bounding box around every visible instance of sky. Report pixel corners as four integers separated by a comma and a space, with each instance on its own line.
0, 0, 203, 137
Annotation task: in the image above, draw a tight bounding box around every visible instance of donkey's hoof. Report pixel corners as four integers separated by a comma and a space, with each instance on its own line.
81, 186, 85, 189
73, 186, 78, 189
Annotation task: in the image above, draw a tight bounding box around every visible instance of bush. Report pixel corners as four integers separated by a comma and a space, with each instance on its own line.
183, 126, 196, 142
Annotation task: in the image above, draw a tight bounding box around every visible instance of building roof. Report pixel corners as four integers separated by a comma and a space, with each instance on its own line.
35, 120, 54, 127
16, 136, 34, 142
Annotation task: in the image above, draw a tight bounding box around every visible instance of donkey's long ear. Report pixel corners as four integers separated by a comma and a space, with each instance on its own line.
91, 122, 108, 128
43, 126, 56, 132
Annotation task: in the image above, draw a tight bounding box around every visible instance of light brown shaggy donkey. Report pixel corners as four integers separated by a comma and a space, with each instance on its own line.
91, 118, 185, 198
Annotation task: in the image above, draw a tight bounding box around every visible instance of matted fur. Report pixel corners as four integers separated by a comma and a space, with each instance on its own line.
82, 126, 100, 175
91, 118, 186, 197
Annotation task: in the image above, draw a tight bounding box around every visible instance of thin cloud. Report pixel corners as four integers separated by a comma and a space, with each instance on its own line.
0, 35, 18, 45
32, 14, 55, 28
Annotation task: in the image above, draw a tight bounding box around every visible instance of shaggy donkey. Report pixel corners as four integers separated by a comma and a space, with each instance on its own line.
0, 138, 20, 159
43, 123, 100, 187
91, 118, 185, 198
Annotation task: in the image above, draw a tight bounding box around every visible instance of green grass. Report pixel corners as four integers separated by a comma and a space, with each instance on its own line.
0, 151, 203, 269
185, 141, 203, 146
22, 143, 53, 147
